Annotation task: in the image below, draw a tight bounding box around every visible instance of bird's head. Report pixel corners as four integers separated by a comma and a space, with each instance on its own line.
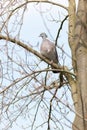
39, 33, 48, 39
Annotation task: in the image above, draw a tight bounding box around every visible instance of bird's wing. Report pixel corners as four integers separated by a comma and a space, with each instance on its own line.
40, 39, 58, 64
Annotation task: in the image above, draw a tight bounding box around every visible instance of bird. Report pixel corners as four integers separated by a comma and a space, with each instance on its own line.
39, 32, 59, 73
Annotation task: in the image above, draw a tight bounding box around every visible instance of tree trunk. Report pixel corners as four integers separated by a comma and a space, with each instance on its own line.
72, 0, 87, 130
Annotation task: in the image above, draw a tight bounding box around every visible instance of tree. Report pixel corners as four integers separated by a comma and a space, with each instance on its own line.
0, 0, 86, 130
69, 0, 87, 130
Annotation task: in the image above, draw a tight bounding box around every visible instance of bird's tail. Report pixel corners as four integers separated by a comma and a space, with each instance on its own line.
51, 63, 61, 73
51, 66, 59, 73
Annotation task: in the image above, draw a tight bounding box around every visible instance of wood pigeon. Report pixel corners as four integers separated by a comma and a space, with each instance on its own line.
39, 32, 59, 73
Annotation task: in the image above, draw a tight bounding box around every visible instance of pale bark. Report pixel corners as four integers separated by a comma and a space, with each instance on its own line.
70, 0, 87, 130
68, 0, 78, 110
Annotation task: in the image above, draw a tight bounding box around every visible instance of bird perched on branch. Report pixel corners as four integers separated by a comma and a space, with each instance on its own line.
39, 32, 59, 73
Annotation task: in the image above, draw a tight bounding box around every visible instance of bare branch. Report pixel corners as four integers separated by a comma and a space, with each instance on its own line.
0, 34, 76, 77
55, 15, 69, 46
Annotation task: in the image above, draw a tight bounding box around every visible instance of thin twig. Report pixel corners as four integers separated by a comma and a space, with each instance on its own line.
55, 15, 68, 46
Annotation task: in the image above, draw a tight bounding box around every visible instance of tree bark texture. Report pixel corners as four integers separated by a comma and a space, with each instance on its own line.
72, 0, 87, 130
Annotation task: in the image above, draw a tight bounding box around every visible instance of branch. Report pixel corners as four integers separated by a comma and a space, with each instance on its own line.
55, 15, 69, 46
68, 0, 76, 72
9, 0, 68, 14
27, 0, 68, 11
0, 0, 67, 33
48, 84, 59, 130
64, 66, 78, 109
0, 34, 76, 78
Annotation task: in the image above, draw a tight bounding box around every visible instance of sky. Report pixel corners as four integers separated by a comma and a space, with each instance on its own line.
1, 0, 78, 130
18, 1, 71, 67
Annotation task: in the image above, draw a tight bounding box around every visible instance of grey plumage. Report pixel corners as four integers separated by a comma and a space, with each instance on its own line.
39, 32, 58, 73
